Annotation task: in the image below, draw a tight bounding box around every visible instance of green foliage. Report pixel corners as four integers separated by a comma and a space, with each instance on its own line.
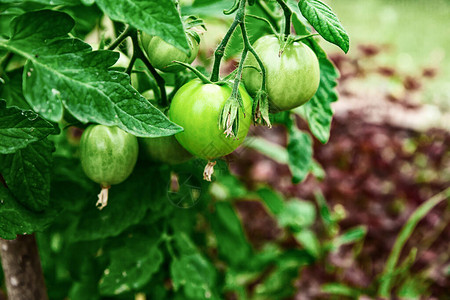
0, 0, 366, 298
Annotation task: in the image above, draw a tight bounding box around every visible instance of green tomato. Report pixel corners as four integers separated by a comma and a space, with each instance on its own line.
242, 35, 320, 112
142, 135, 192, 165
141, 32, 199, 72
168, 79, 252, 160
80, 125, 138, 187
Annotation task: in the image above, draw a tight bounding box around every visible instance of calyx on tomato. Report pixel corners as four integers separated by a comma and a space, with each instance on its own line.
242, 35, 320, 112
79, 125, 138, 209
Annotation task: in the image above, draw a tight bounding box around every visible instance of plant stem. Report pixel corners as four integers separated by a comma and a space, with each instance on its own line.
107, 25, 131, 51
210, 0, 246, 82
129, 30, 168, 107
256, 0, 280, 32
0, 234, 48, 300
378, 186, 450, 297
276, 0, 291, 39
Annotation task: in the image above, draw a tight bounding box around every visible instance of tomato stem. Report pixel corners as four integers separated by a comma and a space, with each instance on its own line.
210, 0, 246, 82
276, 0, 292, 40
106, 25, 131, 51
129, 30, 168, 107
173, 61, 212, 84
256, 0, 281, 31
203, 161, 217, 182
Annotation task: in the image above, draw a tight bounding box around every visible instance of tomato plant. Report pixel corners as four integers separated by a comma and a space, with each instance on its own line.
0, 0, 362, 299
242, 35, 320, 112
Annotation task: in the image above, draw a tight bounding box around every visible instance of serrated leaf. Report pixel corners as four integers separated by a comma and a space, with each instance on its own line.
1, 10, 182, 137
69, 164, 170, 242
0, 139, 54, 211
100, 232, 163, 296
95, 0, 189, 53
302, 57, 339, 144
287, 124, 313, 184
209, 202, 252, 266
299, 0, 349, 53
0, 184, 58, 239
0, 100, 55, 154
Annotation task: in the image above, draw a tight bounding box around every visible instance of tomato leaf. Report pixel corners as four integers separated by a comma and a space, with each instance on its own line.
298, 0, 349, 53
301, 57, 339, 144
95, 0, 190, 53
0, 184, 58, 239
99, 231, 163, 296
68, 164, 171, 242
0, 68, 31, 110
171, 234, 219, 300
1, 10, 182, 137
287, 124, 313, 184
0, 100, 56, 154
0, 139, 54, 212
209, 202, 252, 266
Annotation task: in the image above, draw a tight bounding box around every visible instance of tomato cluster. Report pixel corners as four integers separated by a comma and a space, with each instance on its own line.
79, 26, 320, 206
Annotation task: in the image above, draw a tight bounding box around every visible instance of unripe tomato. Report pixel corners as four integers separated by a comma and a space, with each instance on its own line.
140, 32, 199, 72
168, 79, 252, 160
80, 125, 138, 187
141, 135, 192, 165
242, 35, 320, 112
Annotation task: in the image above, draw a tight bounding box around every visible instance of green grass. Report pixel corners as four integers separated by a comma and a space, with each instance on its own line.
322, 0, 450, 108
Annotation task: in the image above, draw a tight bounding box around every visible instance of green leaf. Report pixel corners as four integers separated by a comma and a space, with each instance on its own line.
294, 229, 321, 258
257, 187, 285, 215
210, 202, 252, 266
0, 184, 58, 239
99, 231, 163, 295
321, 283, 361, 298
287, 123, 313, 184
171, 234, 218, 300
298, 0, 349, 53
0, 139, 54, 211
69, 164, 171, 242
0, 68, 31, 110
277, 199, 316, 231
0, 100, 55, 154
1, 10, 182, 137
243, 137, 288, 164
301, 57, 339, 144
0, 0, 80, 5
378, 187, 450, 297
328, 226, 367, 250
95, 0, 189, 53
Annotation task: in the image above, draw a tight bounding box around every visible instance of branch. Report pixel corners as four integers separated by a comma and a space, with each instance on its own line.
210, 0, 246, 82
129, 30, 168, 107
0, 234, 48, 300
107, 25, 131, 51
276, 0, 292, 39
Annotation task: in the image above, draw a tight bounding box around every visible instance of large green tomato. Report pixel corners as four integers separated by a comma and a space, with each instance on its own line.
80, 125, 138, 187
142, 135, 192, 165
141, 32, 199, 72
242, 35, 320, 112
168, 79, 252, 160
